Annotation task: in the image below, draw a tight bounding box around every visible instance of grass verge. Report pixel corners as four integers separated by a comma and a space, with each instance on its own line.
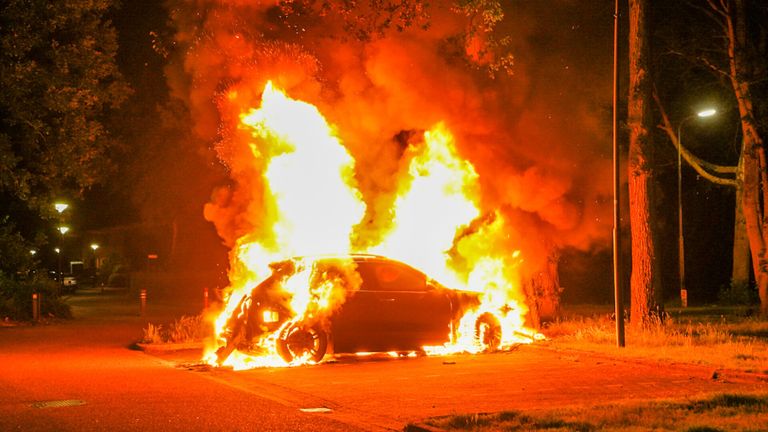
541, 307, 768, 374
420, 392, 768, 432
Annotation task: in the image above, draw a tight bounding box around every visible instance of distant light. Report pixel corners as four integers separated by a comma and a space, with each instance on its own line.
55, 203, 69, 213
58, 226, 70, 235
55, 248, 61, 254
91, 244, 99, 251
697, 108, 717, 118
30, 249, 37, 255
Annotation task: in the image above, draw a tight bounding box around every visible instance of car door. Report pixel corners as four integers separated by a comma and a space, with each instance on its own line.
368, 261, 453, 349
330, 262, 391, 353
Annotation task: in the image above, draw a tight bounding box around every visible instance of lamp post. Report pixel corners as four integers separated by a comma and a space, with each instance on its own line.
90, 243, 100, 269
58, 226, 69, 288
54, 202, 69, 284
612, 0, 624, 347
676, 108, 716, 307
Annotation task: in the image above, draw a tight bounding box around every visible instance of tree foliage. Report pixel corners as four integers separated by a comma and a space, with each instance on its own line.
0, 0, 130, 211
255, 0, 513, 77
0, 0, 129, 279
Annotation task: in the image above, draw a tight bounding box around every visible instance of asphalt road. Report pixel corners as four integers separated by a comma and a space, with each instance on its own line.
0, 287, 363, 431
174, 346, 766, 430
1, 286, 765, 431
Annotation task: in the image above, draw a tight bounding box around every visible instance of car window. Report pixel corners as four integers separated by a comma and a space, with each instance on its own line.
357, 261, 426, 292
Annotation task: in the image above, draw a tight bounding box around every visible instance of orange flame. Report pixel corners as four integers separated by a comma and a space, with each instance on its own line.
205, 82, 540, 370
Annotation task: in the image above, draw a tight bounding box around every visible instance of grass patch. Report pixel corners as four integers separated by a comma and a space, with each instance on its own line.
541, 309, 768, 373
430, 411, 594, 432
424, 393, 768, 431
141, 314, 208, 344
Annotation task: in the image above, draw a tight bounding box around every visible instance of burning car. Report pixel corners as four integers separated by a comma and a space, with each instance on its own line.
214, 254, 508, 366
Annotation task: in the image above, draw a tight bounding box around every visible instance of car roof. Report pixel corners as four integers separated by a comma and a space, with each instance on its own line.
303, 254, 409, 264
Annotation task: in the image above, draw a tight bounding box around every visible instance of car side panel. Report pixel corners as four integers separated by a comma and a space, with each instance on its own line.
330, 260, 454, 353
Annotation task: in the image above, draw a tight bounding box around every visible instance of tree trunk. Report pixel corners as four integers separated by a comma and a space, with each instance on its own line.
523, 252, 562, 329
726, 0, 768, 316
731, 156, 750, 293
628, 0, 660, 326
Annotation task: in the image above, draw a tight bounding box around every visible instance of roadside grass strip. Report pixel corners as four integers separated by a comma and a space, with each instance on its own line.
421, 392, 768, 432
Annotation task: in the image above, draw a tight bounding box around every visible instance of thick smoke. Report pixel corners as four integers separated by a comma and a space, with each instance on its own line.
165, 0, 614, 282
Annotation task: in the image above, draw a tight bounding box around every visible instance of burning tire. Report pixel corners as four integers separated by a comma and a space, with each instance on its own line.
475, 313, 502, 352
276, 324, 328, 363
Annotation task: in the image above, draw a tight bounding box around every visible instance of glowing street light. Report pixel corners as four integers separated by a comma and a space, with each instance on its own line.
58, 226, 70, 235
90, 243, 99, 251
30, 249, 37, 255
54, 202, 69, 214
676, 107, 717, 307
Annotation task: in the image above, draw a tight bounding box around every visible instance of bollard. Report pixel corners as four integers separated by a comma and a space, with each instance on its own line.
140, 288, 147, 316
203, 287, 209, 310
32, 293, 39, 321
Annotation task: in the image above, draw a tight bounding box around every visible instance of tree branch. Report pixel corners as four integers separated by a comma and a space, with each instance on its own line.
690, 0, 728, 32
696, 54, 730, 77
653, 90, 737, 186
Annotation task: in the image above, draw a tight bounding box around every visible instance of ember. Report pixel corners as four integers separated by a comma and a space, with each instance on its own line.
204, 82, 540, 370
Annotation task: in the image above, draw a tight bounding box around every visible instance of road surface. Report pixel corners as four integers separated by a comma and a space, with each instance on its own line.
1, 286, 764, 431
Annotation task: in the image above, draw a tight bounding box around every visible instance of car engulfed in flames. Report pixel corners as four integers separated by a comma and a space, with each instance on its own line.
213, 254, 517, 367
202, 81, 542, 370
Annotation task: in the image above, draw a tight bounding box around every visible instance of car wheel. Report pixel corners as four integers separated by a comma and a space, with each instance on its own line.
276, 324, 328, 363
475, 313, 502, 352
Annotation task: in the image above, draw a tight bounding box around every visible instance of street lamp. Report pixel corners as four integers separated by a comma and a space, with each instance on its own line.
58, 226, 70, 286
54, 202, 69, 214
676, 108, 717, 307
90, 243, 100, 270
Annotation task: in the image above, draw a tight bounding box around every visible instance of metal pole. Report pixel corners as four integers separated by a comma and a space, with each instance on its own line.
32, 293, 39, 321
57, 247, 63, 292
677, 121, 687, 307
613, 0, 625, 347
140, 288, 147, 316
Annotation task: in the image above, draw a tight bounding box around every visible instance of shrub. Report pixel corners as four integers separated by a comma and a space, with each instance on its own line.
718, 280, 757, 306
0, 272, 72, 321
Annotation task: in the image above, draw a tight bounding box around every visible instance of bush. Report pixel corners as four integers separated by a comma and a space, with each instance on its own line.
141, 315, 207, 344
0, 272, 72, 321
718, 280, 758, 305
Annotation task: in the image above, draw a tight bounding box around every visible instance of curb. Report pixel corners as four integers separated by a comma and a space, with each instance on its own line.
134, 342, 204, 353
404, 423, 447, 432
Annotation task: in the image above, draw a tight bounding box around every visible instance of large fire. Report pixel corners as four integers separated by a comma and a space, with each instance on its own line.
204, 81, 540, 370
